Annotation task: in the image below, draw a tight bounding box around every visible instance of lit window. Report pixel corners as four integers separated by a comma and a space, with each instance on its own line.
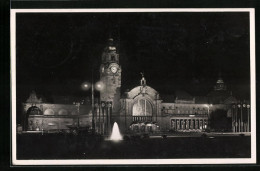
133, 99, 152, 116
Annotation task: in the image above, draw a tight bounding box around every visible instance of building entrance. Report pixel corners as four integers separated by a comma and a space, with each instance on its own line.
132, 99, 152, 122
129, 122, 159, 133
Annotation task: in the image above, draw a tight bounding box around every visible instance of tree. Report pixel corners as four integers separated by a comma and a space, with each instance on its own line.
210, 109, 232, 131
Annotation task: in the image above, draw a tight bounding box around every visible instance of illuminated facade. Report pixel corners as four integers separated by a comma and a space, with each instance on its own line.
22, 39, 250, 134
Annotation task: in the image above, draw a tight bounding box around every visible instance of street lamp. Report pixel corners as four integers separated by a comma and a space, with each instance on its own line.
82, 81, 104, 134
237, 104, 241, 132
247, 104, 250, 132
232, 104, 236, 132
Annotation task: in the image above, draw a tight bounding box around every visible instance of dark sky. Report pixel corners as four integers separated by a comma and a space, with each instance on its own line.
16, 12, 250, 102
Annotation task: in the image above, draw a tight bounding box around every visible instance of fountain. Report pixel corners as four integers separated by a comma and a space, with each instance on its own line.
110, 122, 123, 141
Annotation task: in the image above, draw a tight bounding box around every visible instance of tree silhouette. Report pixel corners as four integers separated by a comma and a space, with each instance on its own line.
210, 109, 232, 131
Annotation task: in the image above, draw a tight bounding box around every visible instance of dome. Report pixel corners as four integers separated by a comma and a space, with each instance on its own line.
27, 106, 42, 115
216, 78, 224, 84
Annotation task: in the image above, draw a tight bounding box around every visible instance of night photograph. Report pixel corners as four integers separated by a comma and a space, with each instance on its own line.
11, 9, 255, 164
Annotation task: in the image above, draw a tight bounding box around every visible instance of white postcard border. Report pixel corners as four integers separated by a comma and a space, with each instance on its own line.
11, 8, 256, 165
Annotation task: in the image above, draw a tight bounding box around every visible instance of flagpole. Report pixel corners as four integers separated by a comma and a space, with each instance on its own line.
91, 69, 95, 134
235, 104, 237, 132
241, 104, 243, 132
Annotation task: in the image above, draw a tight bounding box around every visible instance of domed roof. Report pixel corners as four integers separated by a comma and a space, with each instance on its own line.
216, 78, 224, 84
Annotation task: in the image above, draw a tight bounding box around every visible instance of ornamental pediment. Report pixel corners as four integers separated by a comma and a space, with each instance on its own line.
127, 86, 159, 100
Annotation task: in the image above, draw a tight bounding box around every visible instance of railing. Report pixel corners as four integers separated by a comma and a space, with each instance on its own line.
133, 116, 152, 122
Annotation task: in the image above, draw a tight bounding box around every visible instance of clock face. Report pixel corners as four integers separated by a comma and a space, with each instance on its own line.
108, 63, 119, 74
111, 66, 118, 73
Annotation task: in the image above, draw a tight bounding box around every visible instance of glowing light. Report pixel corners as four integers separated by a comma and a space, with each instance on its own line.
95, 81, 104, 91
110, 122, 122, 141
81, 81, 91, 90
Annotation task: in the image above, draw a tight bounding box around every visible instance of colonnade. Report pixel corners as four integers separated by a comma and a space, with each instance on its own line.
171, 118, 208, 130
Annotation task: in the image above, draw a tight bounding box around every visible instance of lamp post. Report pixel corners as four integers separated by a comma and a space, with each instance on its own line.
232, 104, 236, 132
237, 104, 241, 132
82, 81, 104, 134
241, 104, 247, 132
247, 104, 250, 132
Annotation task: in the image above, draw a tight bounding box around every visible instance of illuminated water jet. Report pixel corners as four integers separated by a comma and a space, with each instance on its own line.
110, 122, 122, 141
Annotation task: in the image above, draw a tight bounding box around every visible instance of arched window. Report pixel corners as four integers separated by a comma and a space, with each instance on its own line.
132, 99, 152, 116
111, 55, 115, 61
27, 106, 42, 115
44, 109, 54, 115
58, 109, 68, 115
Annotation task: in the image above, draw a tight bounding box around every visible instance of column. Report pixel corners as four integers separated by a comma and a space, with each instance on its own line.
232, 106, 235, 132
247, 105, 250, 132
238, 118, 240, 132
145, 100, 146, 116
101, 105, 105, 135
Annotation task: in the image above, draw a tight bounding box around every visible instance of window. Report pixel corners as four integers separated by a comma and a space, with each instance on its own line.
132, 99, 152, 116
111, 55, 115, 61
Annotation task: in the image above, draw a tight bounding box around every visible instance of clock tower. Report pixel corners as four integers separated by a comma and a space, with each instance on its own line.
100, 38, 121, 114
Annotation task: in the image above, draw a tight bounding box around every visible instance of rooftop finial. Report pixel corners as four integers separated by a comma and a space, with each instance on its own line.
140, 72, 146, 86
140, 72, 144, 78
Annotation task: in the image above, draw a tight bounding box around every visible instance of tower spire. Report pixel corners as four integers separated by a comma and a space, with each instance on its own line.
214, 71, 227, 91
